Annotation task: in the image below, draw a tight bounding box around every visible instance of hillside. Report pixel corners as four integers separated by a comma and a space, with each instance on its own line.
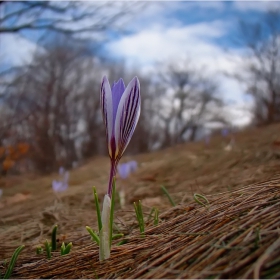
0, 123, 280, 279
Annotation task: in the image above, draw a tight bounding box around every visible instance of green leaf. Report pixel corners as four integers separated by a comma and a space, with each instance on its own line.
147, 207, 155, 222
161, 185, 176, 206
112, 233, 124, 240
4, 245, 25, 279
60, 242, 66, 255
134, 200, 145, 234
86, 226, 100, 245
116, 239, 128, 246
36, 246, 43, 255
93, 186, 102, 232
193, 193, 209, 207
63, 242, 72, 255
44, 240, 51, 259
109, 177, 116, 248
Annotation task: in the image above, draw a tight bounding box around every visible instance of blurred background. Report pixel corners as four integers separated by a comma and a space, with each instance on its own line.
0, 0, 280, 175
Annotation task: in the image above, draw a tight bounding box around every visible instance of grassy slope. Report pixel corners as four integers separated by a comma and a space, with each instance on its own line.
0, 123, 280, 278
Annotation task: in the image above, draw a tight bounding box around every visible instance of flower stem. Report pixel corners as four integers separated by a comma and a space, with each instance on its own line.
107, 160, 116, 198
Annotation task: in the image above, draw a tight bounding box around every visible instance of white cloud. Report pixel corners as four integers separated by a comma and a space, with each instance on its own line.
0, 34, 44, 67
233, 0, 280, 11
106, 20, 253, 126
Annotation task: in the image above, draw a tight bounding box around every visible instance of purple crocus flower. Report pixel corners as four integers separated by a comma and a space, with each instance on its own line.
52, 170, 69, 193
59, 166, 65, 175
118, 163, 131, 179
101, 76, 141, 197
129, 160, 138, 172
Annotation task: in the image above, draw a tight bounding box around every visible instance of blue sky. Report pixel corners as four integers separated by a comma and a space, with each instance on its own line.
1, 1, 280, 126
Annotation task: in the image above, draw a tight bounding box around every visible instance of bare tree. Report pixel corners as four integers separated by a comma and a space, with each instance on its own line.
4, 40, 101, 173
236, 10, 280, 125
0, 1, 139, 39
156, 60, 226, 146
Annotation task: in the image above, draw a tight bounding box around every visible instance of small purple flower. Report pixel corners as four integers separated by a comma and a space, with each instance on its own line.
52, 170, 69, 193
118, 163, 131, 179
221, 128, 229, 137
129, 160, 138, 172
59, 166, 65, 175
52, 180, 68, 192
101, 76, 141, 197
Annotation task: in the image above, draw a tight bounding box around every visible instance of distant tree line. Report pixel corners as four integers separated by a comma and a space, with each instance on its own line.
0, 3, 279, 174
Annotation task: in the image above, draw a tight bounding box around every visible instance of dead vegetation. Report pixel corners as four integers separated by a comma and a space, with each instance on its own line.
0, 123, 280, 278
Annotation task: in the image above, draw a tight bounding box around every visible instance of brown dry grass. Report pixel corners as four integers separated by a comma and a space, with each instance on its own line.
0, 123, 280, 278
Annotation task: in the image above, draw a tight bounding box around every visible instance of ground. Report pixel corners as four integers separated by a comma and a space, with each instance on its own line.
0, 123, 280, 278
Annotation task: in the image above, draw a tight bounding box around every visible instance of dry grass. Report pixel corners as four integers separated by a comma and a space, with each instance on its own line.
0, 123, 280, 278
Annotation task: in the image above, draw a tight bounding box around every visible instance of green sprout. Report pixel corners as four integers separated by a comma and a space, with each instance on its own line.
161, 185, 176, 206
92, 186, 102, 232
3, 245, 25, 279
60, 242, 72, 256
154, 208, 159, 225
36, 246, 43, 254
193, 193, 209, 208
86, 179, 121, 258
44, 240, 52, 259
86, 226, 100, 245
134, 200, 145, 234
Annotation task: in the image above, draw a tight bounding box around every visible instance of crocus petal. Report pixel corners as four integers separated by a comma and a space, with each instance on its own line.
101, 76, 114, 157
114, 77, 141, 160
111, 78, 125, 121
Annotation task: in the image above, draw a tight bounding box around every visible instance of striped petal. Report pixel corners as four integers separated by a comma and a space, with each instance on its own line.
100, 76, 114, 157
114, 77, 141, 160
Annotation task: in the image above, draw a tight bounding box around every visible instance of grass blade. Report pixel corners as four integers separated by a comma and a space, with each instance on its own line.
137, 200, 145, 233
93, 187, 102, 232
193, 193, 209, 207
4, 245, 25, 279
44, 240, 51, 259
109, 177, 116, 248
147, 207, 155, 222
60, 242, 66, 255
161, 185, 176, 206
112, 233, 124, 240
154, 208, 159, 225
86, 226, 100, 245
134, 201, 145, 234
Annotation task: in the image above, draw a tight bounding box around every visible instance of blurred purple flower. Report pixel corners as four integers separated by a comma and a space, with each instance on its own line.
118, 160, 138, 179
129, 160, 138, 172
101, 76, 141, 197
52, 170, 69, 193
59, 166, 65, 175
221, 128, 229, 137
117, 163, 131, 179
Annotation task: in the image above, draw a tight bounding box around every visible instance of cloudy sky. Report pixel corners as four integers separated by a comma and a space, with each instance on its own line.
1, 1, 280, 126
